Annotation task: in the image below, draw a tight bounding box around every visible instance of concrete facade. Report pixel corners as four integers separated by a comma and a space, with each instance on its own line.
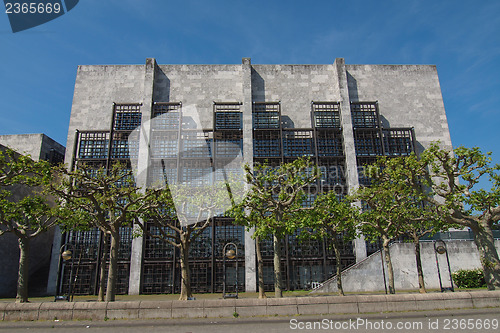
0, 134, 65, 163
313, 240, 500, 293
54, 58, 452, 296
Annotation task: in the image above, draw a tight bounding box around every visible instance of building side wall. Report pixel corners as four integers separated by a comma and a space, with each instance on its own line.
346, 64, 452, 153
251, 65, 340, 129
40, 134, 65, 161
0, 134, 44, 160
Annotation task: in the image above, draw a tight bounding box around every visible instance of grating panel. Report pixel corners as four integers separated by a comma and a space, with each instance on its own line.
252, 103, 280, 129
313, 102, 341, 128
152, 103, 181, 130
77, 132, 110, 159
113, 104, 142, 131
282, 130, 314, 157
351, 102, 379, 128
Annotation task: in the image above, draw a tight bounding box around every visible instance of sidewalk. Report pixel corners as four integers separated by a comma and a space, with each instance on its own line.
1, 290, 499, 322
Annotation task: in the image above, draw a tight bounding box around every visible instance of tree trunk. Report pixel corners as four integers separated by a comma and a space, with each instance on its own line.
97, 235, 109, 302
16, 236, 30, 303
105, 229, 120, 302
273, 233, 283, 298
332, 236, 344, 296
179, 240, 192, 300
382, 237, 395, 294
255, 236, 267, 299
471, 222, 500, 290
412, 232, 426, 293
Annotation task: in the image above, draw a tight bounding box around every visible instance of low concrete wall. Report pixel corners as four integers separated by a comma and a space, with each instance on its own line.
313, 240, 500, 293
1, 291, 499, 321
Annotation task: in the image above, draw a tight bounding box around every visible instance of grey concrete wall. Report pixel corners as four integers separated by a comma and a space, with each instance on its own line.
346, 64, 452, 153
0, 134, 65, 165
0, 134, 44, 160
313, 240, 500, 293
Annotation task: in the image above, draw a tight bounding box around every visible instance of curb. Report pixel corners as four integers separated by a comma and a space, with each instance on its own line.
1, 291, 499, 321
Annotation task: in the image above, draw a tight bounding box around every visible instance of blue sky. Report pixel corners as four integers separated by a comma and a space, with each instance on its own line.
1, 0, 499, 166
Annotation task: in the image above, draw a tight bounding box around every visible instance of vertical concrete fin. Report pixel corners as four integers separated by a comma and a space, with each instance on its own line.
241, 57, 257, 292
128, 58, 157, 295
335, 58, 367, 262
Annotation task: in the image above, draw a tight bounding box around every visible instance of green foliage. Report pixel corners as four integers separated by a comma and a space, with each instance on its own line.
423, 143, 500, 219
0, 147, 57, 238
50, 162, 152, 233
452, 268, 486, 289
299, 191, 358, 244
355, 154, 445, 241
234, 157, 320, 239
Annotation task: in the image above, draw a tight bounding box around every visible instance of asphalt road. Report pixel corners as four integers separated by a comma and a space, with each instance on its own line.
0, 308, 498, 333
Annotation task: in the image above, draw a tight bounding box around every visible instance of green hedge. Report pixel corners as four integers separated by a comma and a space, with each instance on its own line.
451, 268, 486, 288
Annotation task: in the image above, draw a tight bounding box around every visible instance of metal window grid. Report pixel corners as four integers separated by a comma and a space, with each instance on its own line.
144, 222, 177, 259
152, 103, 181, 130
252, 103, 280, 129
77, 132, 110, 159
214, 103, 242, 130
316, 130, 343, 157
282, 130, 314, 157
313, 103, 341, 128
179, 159, 213, 185
215, 140, 243, 158
113, 104, 142, 131
110, 132, 139, 159
151, 131, 179, 159
354, 129, 383, 156
180, 131, 213, 158
383, 128, 415, 156
148, 159, 178, 186
289, 230, 322, 257
253, 131, 281, 158
351, 102, 380, 128
318, 160, 346, 188
142, 262, 177, 294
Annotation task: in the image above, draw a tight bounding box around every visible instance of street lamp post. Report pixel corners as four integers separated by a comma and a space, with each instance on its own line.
434, 240, 454, 292
223, 242, 238, 299
54, 243, 75, 302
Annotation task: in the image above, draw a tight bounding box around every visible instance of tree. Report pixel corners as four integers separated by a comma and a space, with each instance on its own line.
355, 183, 403, 294
299, 191, 358, 295
137, 185, 223, 300
362, 155, 445, 293
230, 201, 268, 299
423, 143, 500, 290
51, 162, 156, 302
240, 157, 320, 298
0, 147, 57, 303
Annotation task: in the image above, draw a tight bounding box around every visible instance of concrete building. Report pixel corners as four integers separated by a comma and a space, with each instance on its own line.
49, 58, 452, 296
0, 134, 65, 164
0, 134, 65, 297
